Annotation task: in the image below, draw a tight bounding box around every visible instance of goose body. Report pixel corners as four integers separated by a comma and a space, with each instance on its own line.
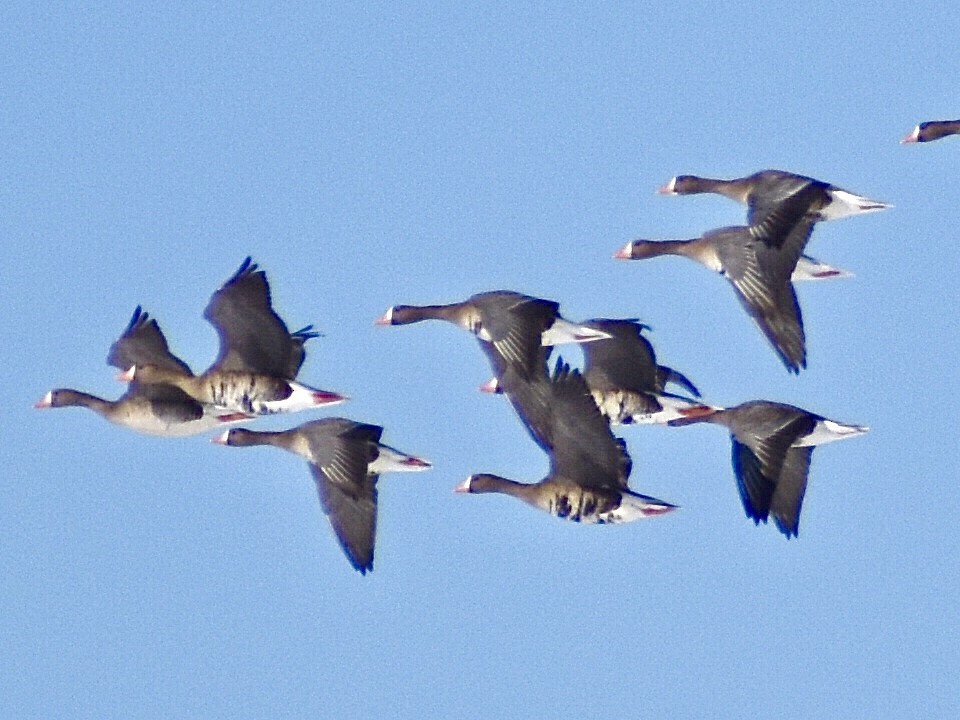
457, 473, 674, 524
670, 400, 867, 537
588, 387, 714, 426
35, 387, 246, 437
479, 318, 712, 425
659, 169, 890, 224
119, 365, 344, 415
214, 418, 431, 574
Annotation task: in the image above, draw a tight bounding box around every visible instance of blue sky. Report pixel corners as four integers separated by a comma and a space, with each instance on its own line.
5, 3, 958, 718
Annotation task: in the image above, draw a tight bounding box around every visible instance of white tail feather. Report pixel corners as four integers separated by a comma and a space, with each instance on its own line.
541, 318, 612, 346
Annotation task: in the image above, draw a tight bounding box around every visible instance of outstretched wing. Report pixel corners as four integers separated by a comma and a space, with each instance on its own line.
108, 307, 206, 418
544, 358, 632, 491
729, 278, 806, 373
204, 258, 295, 376
716, 223, 812, 373
581, 318, 659, 393
107, 306, 193, 375
745, 171, 828, 226
306, 420, 383, 574
729, 412, 817, 533
472, 291, 560, 379
770, 446, 814, 538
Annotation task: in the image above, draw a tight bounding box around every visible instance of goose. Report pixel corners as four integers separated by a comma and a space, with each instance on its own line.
616, 184, 823, 373
578, 318, 717, 425
35, 306, 253, 436
658, 169, 890, 223
457, 357, 677, 523
375, 290, 610, 379
214, 418, 431, 574
120, 258, 346, 416
670, 401, 868, 537
902, 120, 960, 144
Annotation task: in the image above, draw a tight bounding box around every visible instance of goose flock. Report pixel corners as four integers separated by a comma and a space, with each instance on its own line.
37, 259, 432, 574
36, 121, 956, 573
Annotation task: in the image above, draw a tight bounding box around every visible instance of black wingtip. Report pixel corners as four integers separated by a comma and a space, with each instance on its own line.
124, 305, 149, 332
352, 559, 373, 575
291, 324, 323, 340
783, 357, 805, 374
225, 256, 259, 285
774, 517, 799, 539
551, 354, 570, 377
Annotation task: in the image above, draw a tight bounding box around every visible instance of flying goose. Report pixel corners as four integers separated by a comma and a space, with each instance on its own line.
214, 418, 431, 574
481, 318, 714, 425
36, 306, 251, 436
376, 290, 610, 380
670, 400, 867, 537
458, 357, 677, 524
658, 169, 890, 223
578, 318, 716, 424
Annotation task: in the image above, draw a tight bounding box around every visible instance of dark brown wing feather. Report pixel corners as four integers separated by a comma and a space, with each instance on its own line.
479, 340, 553, 454
656, 365, 701, 398
138, 387, 206, 423
541, 358, 632, 490
770, 446, 814, 538
304, 419, 383, 575
581, 319, 659, 393
728, 411, 817, 532
745, 171, 829, 226
108, 306, 207, 418
107, 306, 193, 374
715, 212, 814, 373
310, 464, 377, 574
730, 280, 806, 373
471, 291, 560, 378
731, 438, 776, 526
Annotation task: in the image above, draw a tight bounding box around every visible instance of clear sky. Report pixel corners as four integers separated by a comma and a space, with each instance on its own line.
5, 3, 958, 718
